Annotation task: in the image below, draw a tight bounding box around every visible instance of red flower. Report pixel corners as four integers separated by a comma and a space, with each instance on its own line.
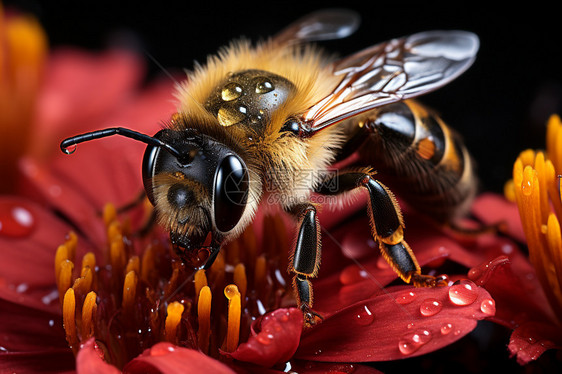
470, 115, 562, 366
0, 8, 500, 374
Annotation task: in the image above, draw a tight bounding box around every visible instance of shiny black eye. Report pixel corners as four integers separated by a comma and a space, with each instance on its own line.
213, 154, 249, 233
281, 118, 302, 136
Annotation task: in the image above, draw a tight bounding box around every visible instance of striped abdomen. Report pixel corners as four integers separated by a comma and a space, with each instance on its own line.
357, 100, 477, 222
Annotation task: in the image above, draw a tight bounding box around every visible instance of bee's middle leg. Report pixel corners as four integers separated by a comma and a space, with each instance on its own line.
315, 168, 448, 287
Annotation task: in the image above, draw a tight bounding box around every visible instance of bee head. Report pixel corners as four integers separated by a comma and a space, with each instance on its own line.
60, 126, 249, 269
143, 128, 249, 268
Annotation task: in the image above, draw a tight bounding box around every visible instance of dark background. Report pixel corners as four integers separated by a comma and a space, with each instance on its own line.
3, 1, 562, 372
5, 1, 562, 195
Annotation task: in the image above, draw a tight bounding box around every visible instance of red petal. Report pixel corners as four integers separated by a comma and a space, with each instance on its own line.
507, 321, 561, 365
76, 338, 121, 374
31, 49, 145, 159
0, 196, 94, 314
0, 299, 67, 352
296, 283, 494, 362
123, 343, 235, 374
224, 308, 303, 367
0, 350, 75, 374
471, 193, 526, 243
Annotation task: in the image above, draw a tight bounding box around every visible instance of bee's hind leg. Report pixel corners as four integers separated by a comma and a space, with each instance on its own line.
315, 168, 448, 288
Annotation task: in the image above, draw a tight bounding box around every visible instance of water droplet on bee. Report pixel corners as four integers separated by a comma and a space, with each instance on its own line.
448, 279, 478, 306
63, 144, 77, 154
217, 106, 247, 127
255, 78, 274, 94
419, 298, 442, 317
221, 82, 243, 101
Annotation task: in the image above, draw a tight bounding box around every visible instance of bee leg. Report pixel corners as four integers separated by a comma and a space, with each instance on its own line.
316, 169, 448, 288
286, 204, 323, 327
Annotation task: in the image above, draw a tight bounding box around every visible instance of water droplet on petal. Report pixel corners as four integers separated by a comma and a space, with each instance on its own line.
257, 332, 273, 345
448, 279, 478, 306
396, 290, 416, 304
354, 305, 374, 326
419, 298, 442, 317
440, 323, 453, 335
480, 298, 496, 316
340, 264, 368, 285
398, 330, 432, 355
221, 82, 243, 101
0, 201, 36, 238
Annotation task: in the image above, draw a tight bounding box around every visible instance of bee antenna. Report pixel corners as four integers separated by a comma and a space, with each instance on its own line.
60, 127, 185, 161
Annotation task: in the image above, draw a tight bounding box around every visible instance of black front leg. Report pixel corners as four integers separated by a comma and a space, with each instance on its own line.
286, 203, 323, 327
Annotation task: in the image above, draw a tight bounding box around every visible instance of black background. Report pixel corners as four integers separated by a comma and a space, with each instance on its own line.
5, 0, 562, 195
4, 1, 562, 372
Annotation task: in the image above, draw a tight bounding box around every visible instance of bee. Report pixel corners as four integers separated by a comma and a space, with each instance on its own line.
60, 9, 479, 325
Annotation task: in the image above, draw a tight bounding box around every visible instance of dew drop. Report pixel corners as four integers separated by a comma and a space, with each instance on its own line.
0, 202, 36, 238
280, 311, 290, 322
419, 298, 442, 317
48, 319, 55, 327
354, 305, 374, 326
255, 78, 274, 94
396, 290, 416, 304
217, 106, 247, 127
448, 279, 478, 306
339, 264, 369, 285
221, 82, 243, 101
440, 323, 453, 335
480, 298, 496, 316
398, 330, 432, 355
257, 332, 273, 345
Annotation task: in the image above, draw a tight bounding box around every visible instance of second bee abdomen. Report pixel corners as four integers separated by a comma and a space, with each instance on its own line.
359, 100, 477, 222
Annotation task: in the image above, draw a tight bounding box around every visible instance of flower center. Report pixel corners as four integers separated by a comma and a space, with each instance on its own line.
506, 114, 562, 323
54, 203, 293, 368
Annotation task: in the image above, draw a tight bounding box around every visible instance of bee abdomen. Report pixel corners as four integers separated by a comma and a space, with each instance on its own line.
360, 100, 477, 222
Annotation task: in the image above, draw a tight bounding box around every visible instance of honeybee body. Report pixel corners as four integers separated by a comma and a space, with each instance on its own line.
61, 10, 480, 325
346, 100, 477, 222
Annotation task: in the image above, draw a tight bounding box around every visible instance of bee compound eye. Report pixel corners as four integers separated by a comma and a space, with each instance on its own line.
213, 154, 249, 233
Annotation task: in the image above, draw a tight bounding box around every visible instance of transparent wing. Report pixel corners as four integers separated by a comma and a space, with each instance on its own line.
303, 30, 480, 132
273, 8, 361, 45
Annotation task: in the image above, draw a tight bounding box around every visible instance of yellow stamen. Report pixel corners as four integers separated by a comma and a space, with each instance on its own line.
81, 291, 97, 340
58, 260, 74, 304
254, 254, 267, 297
194, 269, 207, 305
141, 243, 156, 285
197, 286, 212, 354
81, 252, 96, 273
54, 244, 69, 282
209, 251, 225, 287
224, 284, 241, 353
126, 255, 140, 275
234, 263, 247, 304
107, 220, 122, 244
64, 231, 78, 264
547, 114, 562, 172
110, 237, 126, 276
547, 214, 562, 294
164, 301, 184, 343
63, 288, 78, 353
122, 270, 138, 312
103, 203, 117, 228
73, 266, 93, 296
